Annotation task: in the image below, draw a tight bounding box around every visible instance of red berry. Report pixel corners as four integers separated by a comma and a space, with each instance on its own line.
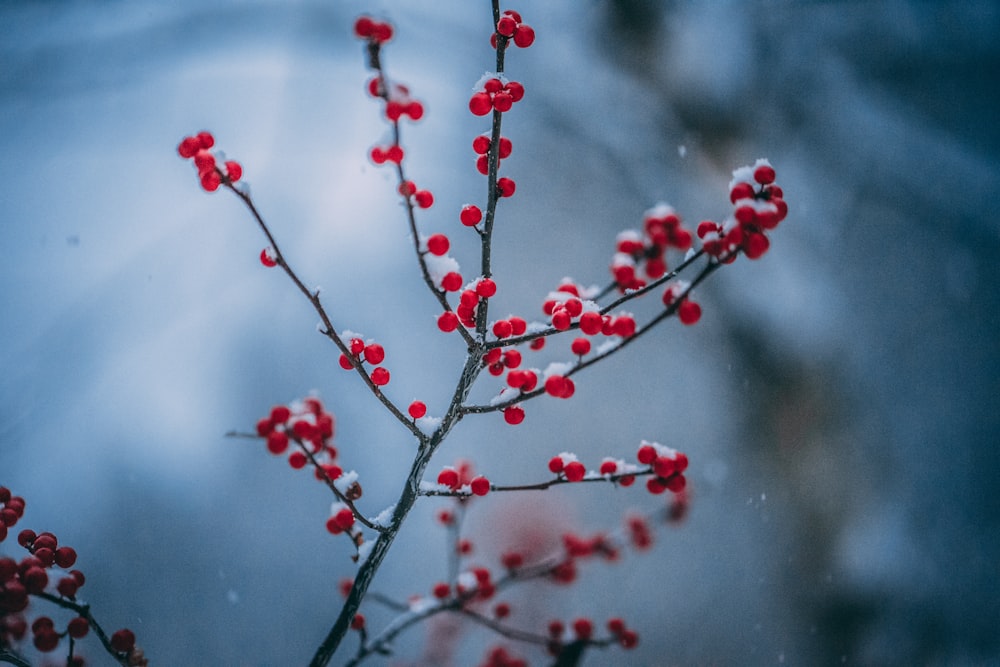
492, 91, 513, 112
414, 190, 434, 208
460, 204, 483, 226
54, 546, 77, 568
267, 431, 289, 455
68, 617, 89, 639
503, 406, 525, 425
408, 401, 427, 419
513, 24, 535, 48
493, 320, 513, 338
729, 182, 755, 203
678, 299, 702, 325
472, 135, 491, 154
196, 131, 215, 149
437, 468, 459, 489
370, 367, 390, 386
600, 460, 618, 475
505, 81, 525, 102
497, 177, 516, 197
426, 233, 449, 255
433, 582, 451, 598
551, 309, 571, 331
437, 311, 459, 332
508, 317, 527, 335
563, 461, 586, 482
386, 144, 404, 163
572, 618, 594, 639
497, 15, 517, 37
363, 343, 385, 365
470, 476, 490, 496
405, 101, 424, 120
498, 136, 513, 158
33, 629, 59, 653
476, 278, 497, 298
636, 444, 657, 464
354, 16, 375, 38
110, 628, 136, 653
288, 451, 307, 469
753, 164, 776, 185
441, 271, 463, 292
338, 353, 354, 370
469, 92, 493, 116
570, 337, 591, 356
177, 136, 201, 158
260, 247, 278, 267
578, 311, 603, 335
200, 170, 221, 192
224, 161, 242, 182
351, 613, 366, 631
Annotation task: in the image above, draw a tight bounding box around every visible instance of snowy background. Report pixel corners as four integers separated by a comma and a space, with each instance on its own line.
1, 1, 998, 665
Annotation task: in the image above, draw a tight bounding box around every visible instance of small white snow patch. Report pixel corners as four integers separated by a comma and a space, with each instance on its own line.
370, 504, 396, 527
542, 362, 573, 379
415, 416, 441, 436
356, 540, 375, 565
334, 470, 360, 494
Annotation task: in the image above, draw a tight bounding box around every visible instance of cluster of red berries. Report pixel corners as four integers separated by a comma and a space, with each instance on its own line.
255, 397, 341, 477
436, 461, 491, 497
1, 490, 140, 661
326, 502, 356, 536
469, 76, 525, 116
177, 131, 242, 192
478, 644, 527, 667
636, 441, 688, 494
369, 143, 404, 165
492, 9, 535, 49
0, 486, 25, 542
364, 76, 425, 123
611, 203, 694, 291
398, 179, 434, 209
352, 16, 393, 44
338, 336, 392, 387
472, 134, 513, 175
541, 281, 636, 338
436, 277, 497, 332
661, 280, 702, 325
698, 159, 788, 261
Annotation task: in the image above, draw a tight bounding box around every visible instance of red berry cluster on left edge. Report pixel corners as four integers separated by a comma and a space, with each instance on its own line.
1, 486, 142, 662
177, 131, 242, 192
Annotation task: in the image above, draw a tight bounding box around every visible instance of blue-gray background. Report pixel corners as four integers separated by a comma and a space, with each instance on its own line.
2, 1, 997, 665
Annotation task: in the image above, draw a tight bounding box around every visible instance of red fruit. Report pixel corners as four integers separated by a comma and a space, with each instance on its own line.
469, 92, 493, 116
57, 576, 79, 598
572, 618, 594, 639
505, 81, 525, 102
460, 204, 483, 226
753, 164, 776, 185
333, 507, 356, 531
200, 170, 221, 192
503, 406, 525, 425
743, 232, 770, 259
350, 613, 365, 631
224, 160, 242, 182
23, 566, 48, 593
370, 367, 390, 386
570, 337, 591, 356
196, 131, 215, 149
678, 299, 701, 325
405, 101, 424, 120
599, 460, 618, 475
497, 15, 517, 37
338, 353, 354, 370
470, 476, 490, 496
578, 311, 603, 335
267, 431, 289, 455
548, 456, 565, 474
508, 317, 527, 335
503, 349, 521, 368
544, 375, 575, 399
476, 278, 497, 298
414, 190, 434, 208
513, 24, 535, 48
288, 451, 307, 469
386, 144, 404, 163
501, 552, 524, 569
484, 78, 504, 94
493, 320, 513, 338
354, 16, 375, 38
54, 546, 77, 568
177, 136, 201, 158
433, 582, 451, 598
68, 617, 89, 639
441, 271, 463, 292
563, 461, 586, 482
437, 468, 459, 489
498, 136, 513, 158
666, 474, 687, 492
472, 135, 491, 154
259, 247, 278, 267
110, 628, 136, 653
363, 343, 385, 365
437, 311, 459, 332
408, 401, 427, 419
33, 629, 59, 653
729, 182, 755, 203
492, 91, 513, 112
636, 444, 657, 464
426, 233, 449, 256
497, 177, 516, 197
551, 310, 571, 331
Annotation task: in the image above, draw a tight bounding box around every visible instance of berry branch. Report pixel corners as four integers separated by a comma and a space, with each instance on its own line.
174, 3, 788, 666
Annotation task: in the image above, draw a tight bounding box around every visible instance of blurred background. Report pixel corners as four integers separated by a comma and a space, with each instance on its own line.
1, 1, 997, 665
